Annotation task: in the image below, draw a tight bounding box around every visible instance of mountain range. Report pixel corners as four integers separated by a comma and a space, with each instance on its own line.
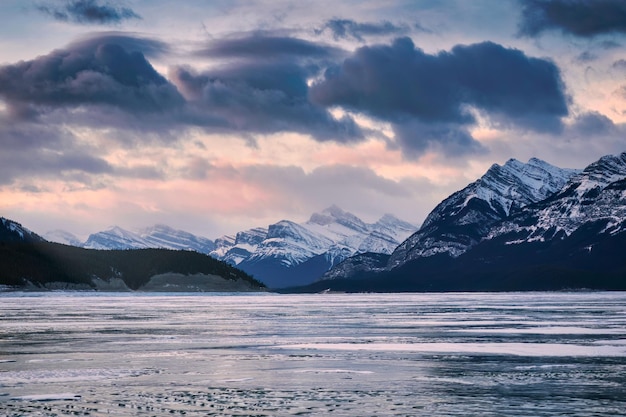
302, 152, 626, 292
6, 151, 626, 292
43, 206, 417, 288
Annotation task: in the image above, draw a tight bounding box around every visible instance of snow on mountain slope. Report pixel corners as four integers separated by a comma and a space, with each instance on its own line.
228, 206, 416, 287
211, 227, 267, 265
387, 157, 580, 268
247, 220, 336, 267
211, 235, 236, 258
139, 224, 215, 253
83, 225, 215, 253
213, 205, 417, 271
83, 226, 149, 250
62, 205, 415, 287
490, 152, 626, 243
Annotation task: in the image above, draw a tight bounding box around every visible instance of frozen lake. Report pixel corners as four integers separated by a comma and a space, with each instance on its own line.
1, 292, 625, 416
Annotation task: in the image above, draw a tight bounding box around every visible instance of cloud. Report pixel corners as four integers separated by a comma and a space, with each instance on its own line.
309, 37, 568, 157
519, 0, 626, 37
0, 32, 366, 144
70, 32, 170, 58
170, 64, 362, 142
316, 19, 409, 41
217, 163, 426, 221
37, 0, 141, 25
197, 33, 343, 59
172, 34, 365, 142
392, 120, 486, 158
569, 111, 617, 136
0, 34, 183, 115
0, 121, 112, 185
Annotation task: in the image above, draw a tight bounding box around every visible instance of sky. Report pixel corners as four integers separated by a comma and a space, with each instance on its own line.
0, 0, 625, 240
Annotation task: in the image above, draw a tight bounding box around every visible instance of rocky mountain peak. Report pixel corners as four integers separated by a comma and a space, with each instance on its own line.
388, 156, 580, 268
568, 152, 626, 194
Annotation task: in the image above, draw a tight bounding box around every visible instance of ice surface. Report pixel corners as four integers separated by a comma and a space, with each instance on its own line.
0, 292, 625, 416
275, 342, 626, 357
12, 393, 81, 402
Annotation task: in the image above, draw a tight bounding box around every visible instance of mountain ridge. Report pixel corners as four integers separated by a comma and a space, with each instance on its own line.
388, 157, 579, 268
312, 152, 626, 292
48, 206, 417, 288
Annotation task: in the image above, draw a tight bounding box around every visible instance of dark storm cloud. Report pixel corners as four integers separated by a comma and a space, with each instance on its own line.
198, 34, 343, 59
392, 120, 486, 158
0, 34, 184, 115
173, 34, 364, 142
37, 0, 140, 25
70, 32, 170, 58
570, 111, 617, 136
169, 62, 363, 142
0, 32, 364, 148
519, 0, 626, 37
309, 37, 568, 156
316, 19, 409, 41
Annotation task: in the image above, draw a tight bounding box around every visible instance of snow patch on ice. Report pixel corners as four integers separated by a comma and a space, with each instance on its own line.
12, 393, 81, 402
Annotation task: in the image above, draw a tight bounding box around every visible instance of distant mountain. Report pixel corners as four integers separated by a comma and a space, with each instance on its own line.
212, 205, 417, 288
0, 217, 263, 292
214, 227, 267, 265
305, 153, 626, 292
48, 206, 416, 288
83, 224, 215, 253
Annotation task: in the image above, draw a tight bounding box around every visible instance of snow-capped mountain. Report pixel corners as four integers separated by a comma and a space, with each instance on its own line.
314, 152, 626, 292
83, 226, 150, 250
490, 152, 626, 244
213, 205, 417, 288
139, 224, 215, 253
212, 227, 267, 265
83, 225, 215, 253
61, 205, 415, 288
387, 157, 579, 268
0, 217, 45, 243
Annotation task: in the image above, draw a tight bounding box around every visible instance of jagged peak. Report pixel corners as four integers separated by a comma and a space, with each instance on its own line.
581, 152, 626, 175
557, 152, 626, 196
419, 156, 578, 236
